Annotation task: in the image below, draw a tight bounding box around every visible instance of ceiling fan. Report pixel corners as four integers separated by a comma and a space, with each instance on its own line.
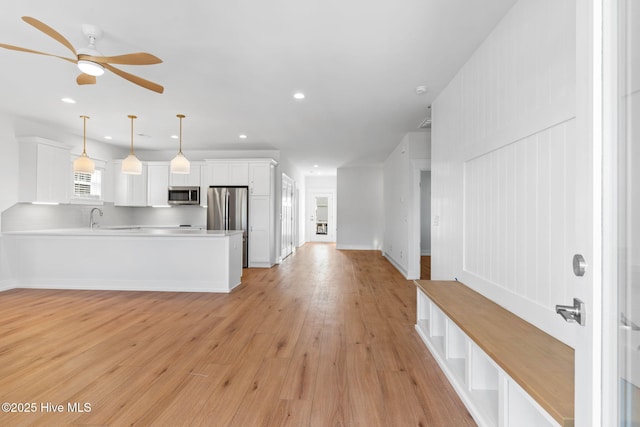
0, 16, 164, 93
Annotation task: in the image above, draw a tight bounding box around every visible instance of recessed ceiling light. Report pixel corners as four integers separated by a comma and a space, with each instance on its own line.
239, 134, 248, 139
293, 92, 305, 100
170, 135, 179, 139
415, 85, 428, 95
313, 164, 319, 168
104, 136, 112, 140
61, 97, 76, 104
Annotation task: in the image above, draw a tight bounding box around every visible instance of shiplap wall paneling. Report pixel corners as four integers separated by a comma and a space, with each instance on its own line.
463, 120, 577, 313
431, 0, 577, 344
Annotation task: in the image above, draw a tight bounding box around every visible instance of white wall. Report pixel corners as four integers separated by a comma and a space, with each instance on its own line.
431, 0, 577, 345
0, 113, 19, 230
0, 113, 19, 288
382, 132, 430, 277
336, 166, 383, 250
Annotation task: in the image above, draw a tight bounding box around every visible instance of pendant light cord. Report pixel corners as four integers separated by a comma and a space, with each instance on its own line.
81, 115, 89, 155
177, 114, 185, 154
128, 115, 137, 155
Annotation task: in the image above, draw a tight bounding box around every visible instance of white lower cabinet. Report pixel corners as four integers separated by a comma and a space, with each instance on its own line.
415, 289, 560, 427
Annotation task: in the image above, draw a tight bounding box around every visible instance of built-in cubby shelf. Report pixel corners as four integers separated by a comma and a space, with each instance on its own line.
415, 280, 574, 427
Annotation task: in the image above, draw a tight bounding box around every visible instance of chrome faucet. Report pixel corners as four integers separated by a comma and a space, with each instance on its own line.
90, 207, 103, 230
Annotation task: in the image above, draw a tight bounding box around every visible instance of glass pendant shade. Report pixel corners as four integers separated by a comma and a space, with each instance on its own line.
170, 152, 190, 174
74, 152, 95, 173
122, 153, 142, 174
170, 114, 190, 174
73, 115, 95, 173
122, 115, 142, 175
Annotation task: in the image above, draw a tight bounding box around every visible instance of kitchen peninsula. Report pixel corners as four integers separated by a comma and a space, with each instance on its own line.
2, 228, 243, 293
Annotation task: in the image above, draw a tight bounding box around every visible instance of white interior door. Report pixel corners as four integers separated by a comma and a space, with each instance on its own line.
308, 190, 335, 242
571, 1, 603, 425
281, 174, 294, 260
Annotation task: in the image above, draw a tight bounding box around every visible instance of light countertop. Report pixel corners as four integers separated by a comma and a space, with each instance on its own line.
3, 227, 243, 237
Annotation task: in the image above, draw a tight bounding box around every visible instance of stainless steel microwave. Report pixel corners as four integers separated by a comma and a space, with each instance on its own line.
168, 186, 200, 205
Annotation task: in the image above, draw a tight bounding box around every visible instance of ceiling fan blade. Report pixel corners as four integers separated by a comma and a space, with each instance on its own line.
22, 17, 77, 57
103, 63, 164, 94
81, 52, 163, 66
76, 73, 96, 85
0, 43, 76, 64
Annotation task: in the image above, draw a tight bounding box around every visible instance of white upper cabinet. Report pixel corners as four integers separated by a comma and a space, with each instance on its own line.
248, 161, 274, 195
113, 161, 148, 207
169, 162, 201, 187
18, 137, 71, 204
228, 162, 249, 185
206, 161, 249, 186
147, 163, 169, 206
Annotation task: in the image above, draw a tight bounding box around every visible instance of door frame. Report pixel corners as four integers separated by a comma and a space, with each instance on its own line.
575, 0, 604, 425
307, 189, 336, 242
601, 0, 629, 424
409, 159, 431, 280
280, 173, 295, 261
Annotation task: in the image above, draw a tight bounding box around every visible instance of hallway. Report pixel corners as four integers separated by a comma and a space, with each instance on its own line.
0, 243, 474, 426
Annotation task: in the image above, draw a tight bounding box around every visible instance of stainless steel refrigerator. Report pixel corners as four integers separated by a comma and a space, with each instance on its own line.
207, 186, 248, 268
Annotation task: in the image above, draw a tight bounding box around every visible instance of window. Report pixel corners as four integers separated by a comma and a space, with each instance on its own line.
73, 170, 102, 200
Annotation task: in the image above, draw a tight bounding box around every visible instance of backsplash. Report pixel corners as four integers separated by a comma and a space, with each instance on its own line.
1, 202, 207, 232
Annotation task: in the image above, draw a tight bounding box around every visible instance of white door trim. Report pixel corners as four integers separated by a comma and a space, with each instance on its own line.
408, 159, 431, 280
574, 0, 603, 425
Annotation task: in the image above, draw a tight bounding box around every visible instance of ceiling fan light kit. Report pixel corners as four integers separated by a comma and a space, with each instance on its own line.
73, 115, 95, 174
170, 114, 190, 174
0, 16, 164, 93
77, 59, 104, 77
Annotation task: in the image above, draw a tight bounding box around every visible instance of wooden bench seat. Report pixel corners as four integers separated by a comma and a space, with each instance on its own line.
415, 280, 574, 427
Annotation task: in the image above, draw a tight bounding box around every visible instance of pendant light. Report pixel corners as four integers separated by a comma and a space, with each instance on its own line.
73, 115, 95, 173
170, 114, 190, 174
121, 114, 142, 175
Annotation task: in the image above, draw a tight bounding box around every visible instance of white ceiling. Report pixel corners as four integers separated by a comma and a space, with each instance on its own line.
0, 0, 516, 176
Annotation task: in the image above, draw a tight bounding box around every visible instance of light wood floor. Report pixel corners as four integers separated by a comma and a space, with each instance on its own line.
0, 244, 474, 426
420, 256, 431, 280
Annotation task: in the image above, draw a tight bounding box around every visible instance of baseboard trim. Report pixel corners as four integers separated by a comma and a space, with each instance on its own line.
0, 279, 15, 292
383, 253, 409, 278
12, 279, 238, 293
336, 244, 378, 250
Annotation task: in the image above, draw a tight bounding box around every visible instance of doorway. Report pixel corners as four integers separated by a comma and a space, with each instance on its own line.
409, 159, 431, 280
281, 173, 295, 261
308, 190, 335, 242
420, 170, 431, 280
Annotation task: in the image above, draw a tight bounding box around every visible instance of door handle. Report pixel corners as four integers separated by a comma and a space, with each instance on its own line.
555, 298, 586, 326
